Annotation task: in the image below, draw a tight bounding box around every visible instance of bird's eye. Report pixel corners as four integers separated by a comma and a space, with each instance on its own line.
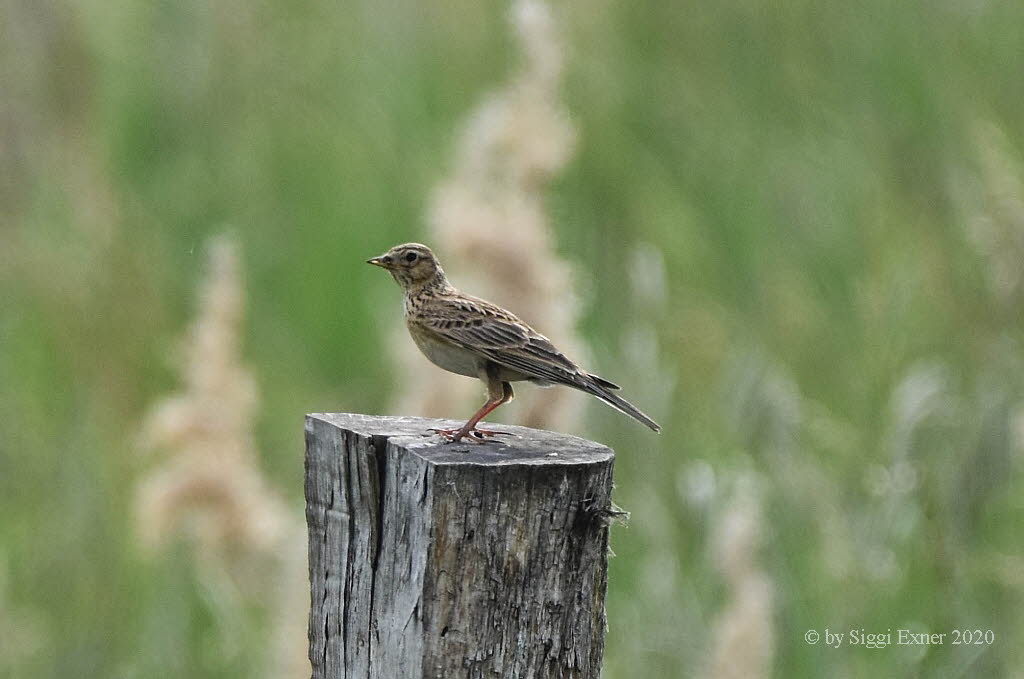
404, 251, 418, 263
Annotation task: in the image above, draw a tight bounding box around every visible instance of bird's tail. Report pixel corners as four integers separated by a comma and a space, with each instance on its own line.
578, 377, 661, 432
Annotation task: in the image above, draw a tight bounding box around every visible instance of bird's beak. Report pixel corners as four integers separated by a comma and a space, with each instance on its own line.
366, 256, 388, 268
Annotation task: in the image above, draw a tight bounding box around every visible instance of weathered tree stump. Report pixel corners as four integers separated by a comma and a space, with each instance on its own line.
304, 413, 615, 679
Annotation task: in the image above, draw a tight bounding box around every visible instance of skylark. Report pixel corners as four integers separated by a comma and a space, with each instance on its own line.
368, 243, 661, 442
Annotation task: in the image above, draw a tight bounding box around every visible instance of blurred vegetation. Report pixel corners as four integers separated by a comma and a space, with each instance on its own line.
2, 0, 1023, 677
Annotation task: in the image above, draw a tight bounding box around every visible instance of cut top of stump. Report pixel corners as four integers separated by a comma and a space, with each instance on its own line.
306, 412, 614, 467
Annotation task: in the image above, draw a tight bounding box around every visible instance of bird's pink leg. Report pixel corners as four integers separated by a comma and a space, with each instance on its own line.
430, 380, 514, 443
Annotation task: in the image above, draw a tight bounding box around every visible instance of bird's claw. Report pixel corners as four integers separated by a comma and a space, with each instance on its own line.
427, 427, 513, 444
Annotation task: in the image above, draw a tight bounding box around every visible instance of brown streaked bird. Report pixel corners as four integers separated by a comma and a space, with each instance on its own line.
367, 243, 661, 443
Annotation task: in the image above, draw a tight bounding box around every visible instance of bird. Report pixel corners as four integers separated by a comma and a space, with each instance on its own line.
367, 243, 661, 443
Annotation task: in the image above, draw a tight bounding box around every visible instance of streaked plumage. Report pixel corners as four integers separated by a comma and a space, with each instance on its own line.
368, 243, 661, 442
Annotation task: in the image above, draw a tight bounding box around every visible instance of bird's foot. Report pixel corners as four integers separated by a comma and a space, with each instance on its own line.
428, 427, 513, 444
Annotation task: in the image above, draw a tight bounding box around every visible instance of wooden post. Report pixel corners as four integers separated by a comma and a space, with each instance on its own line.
304, 413, 615, 679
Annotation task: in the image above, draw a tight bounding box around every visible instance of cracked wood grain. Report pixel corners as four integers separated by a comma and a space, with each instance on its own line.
305, 413, 615, 679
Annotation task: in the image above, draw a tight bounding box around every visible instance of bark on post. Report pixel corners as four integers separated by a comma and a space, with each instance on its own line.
304, 412, 615, 679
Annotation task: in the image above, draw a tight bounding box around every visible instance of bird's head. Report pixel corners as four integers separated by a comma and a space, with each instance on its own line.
367, 243, 446, 290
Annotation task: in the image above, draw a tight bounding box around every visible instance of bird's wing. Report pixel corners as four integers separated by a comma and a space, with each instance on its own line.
414, 293, 584, 385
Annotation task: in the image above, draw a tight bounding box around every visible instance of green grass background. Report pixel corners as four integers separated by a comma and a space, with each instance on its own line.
2, 0, 1023, 676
